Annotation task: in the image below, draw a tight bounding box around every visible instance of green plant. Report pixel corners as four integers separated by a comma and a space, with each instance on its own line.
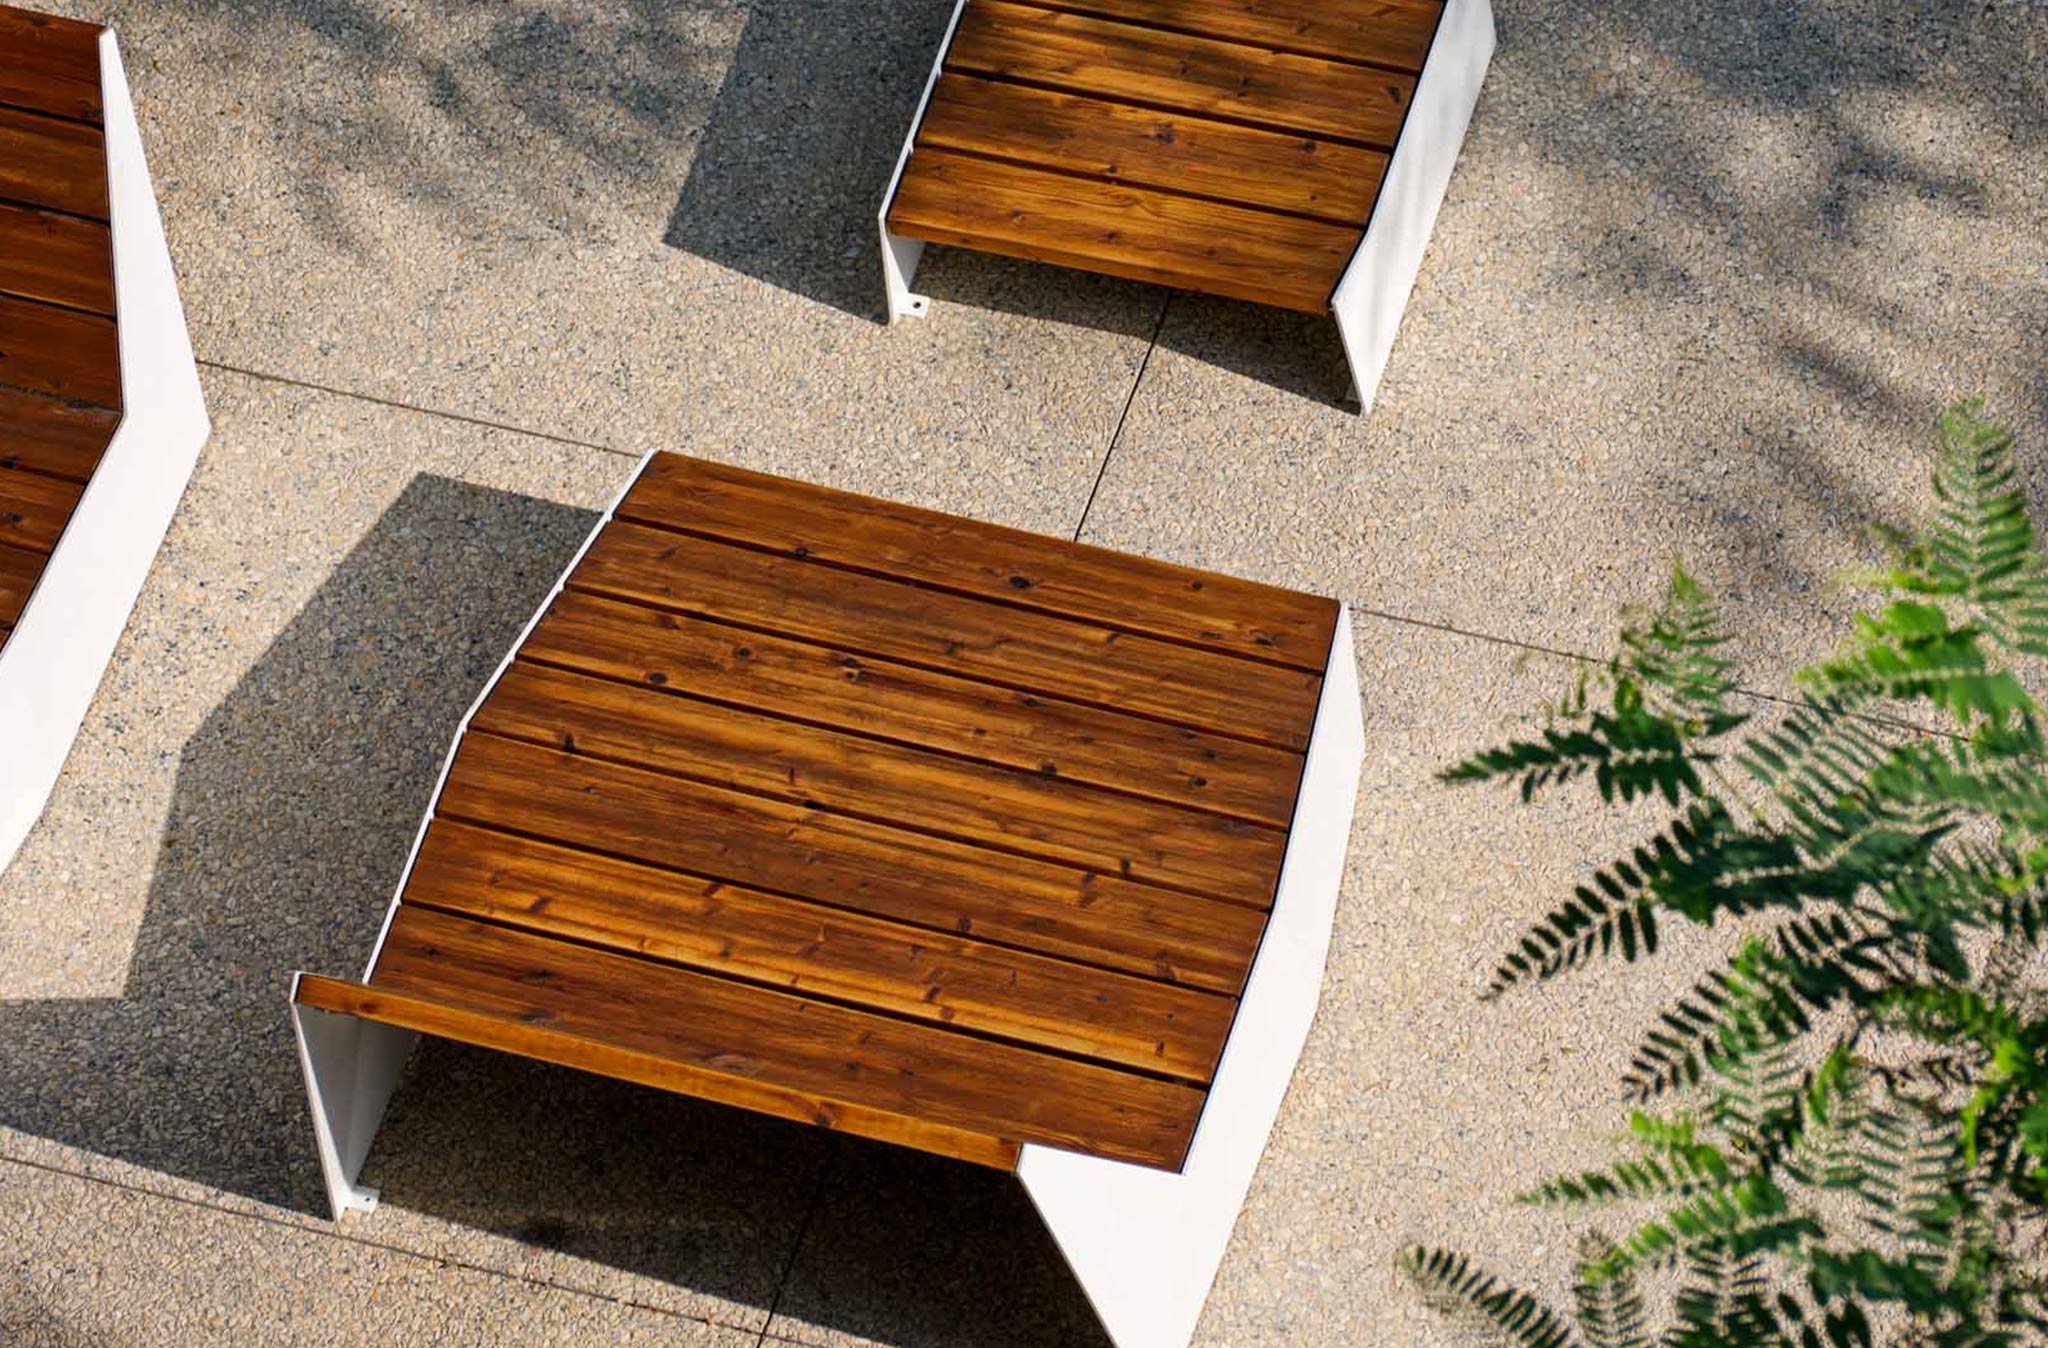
1406, 402, 2048, 1347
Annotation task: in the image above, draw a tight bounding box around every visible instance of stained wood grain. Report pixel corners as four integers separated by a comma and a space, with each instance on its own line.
520, 591, 1307, 827
436, 734, 1270, 993
473, 661, 1286, 906
619, 452, 1339, 671
570, 524, 1324, 751
1036, 0, 1443, 72
890, 148, 1358, 313
368, 906, 1207, 1169
947, 1, 1416, 148
0, 5, 103, 123
0, 540, 39, 624
916, 73, 1387, 226
0, 386, 117, 481
0, 199, 113, 313
0, 293, 120, 407
0, 104, 107, 218
297, 972, 1025, 1170
405, 820, 1236, 1081
0, 464, 83, 551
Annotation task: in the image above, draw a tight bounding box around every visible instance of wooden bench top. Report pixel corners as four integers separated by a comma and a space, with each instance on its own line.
302, 454, 1341, 1172
885, 0, 1445, 312
0, 3, 118, 654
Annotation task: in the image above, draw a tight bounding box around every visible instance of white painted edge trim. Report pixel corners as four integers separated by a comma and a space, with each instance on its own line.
0, 30, 208, 876
876, 0, 971, 324
1017, 606, 1366, 1348
289, 451, 664, 1219
1330, 0, 1495, 412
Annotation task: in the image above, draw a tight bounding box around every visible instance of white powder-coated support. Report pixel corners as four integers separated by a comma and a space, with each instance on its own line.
0, 31, 209, 876
289, 973, 419, 1218
1331, 0, 1495, 410
876, 0, 970, 324
1017, 606, 1365, 1348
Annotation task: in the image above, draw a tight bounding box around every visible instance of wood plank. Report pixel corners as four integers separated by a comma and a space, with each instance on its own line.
405, 820, 1236, 1081
946, 1, 1416, 147
474, 661, 1286, 907
367, 906, 1207, 1169
297, 972, 1024, 1170
0, 5, 103, 123
0, 463, 83, 551
1037, 0, 1443, 72
889, 149, 1357, 313
916, 73, 1387, 225
0, 200, 112, 313
0, 104, 107, 218
437, 734, 1269, 994
0, 294, 120, 407
0, 540, 40, 624
0, 385, 117, 480
521, 591, 1307, 827
571, 522, 1324, 751
619, 453, 1339, 671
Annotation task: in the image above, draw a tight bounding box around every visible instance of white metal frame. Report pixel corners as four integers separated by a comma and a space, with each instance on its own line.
1017, 607, 1365, 1348
291, 451, 661, 1222
874, 0, 1495, 411
1330, 0, 1496, 410
0, 31, 210, 876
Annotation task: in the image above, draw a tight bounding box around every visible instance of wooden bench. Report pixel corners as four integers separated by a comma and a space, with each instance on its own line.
0, 5, 208, 874
291, 453, 1365, 1348
877, 0, 1494, 409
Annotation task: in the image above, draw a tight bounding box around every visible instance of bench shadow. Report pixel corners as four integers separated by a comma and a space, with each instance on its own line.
0, 473, 1106, 1346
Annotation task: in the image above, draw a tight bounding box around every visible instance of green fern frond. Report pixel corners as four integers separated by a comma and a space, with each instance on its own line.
1572, 1236, 1651, 1348
1403, 1247, 1580, 1348
1619, 563, 1744, 725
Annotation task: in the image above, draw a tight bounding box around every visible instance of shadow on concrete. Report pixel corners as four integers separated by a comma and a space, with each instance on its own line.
0, 473, 1107, 1346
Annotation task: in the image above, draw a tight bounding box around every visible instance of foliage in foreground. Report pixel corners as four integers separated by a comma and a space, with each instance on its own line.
1406, 402, 2048, 1347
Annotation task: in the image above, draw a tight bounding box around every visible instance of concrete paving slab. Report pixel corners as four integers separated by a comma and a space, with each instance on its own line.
36, 0, 1155, 534
0, 1155, 757, 1348
1081, 0, 2048, 688
0, 370, 811, 1330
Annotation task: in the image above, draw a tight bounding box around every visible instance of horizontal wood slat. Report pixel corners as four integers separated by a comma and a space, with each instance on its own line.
296, 972, 1026, 1170
1035, 0, 1443, 72
0, 199, 112, 313
0, 5, 103, 123
437, 733, 1270, 994
619, 452, 1339, 671
0, 293, 120, 407
0, 463, 83, 550
404, 821, 1236, 1081
521, 591, 1307, 827
0, 103, 107, 217
474, 661, 1286, 906
0, 540, 39, 624
890, 148, 1359, 313
571, 521, 1324, 750
366, 906, 1207, 1169
0, 386, 117, 481
916, 73, 1387, 226
946, 1, 1416, 148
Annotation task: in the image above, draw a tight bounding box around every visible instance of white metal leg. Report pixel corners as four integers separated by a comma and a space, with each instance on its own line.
1330, 0, 1496, 410
0, 31, 209, 876
290, 974, 419, 1220
875, 0, 970, 324
1017, 607, 1366, 1348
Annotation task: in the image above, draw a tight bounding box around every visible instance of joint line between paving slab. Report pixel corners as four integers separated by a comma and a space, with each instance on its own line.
195, 359, 645, 461
0, 1150, 760, 1337
1073, 291, 1173, 543
753, 1134, 843, 1347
